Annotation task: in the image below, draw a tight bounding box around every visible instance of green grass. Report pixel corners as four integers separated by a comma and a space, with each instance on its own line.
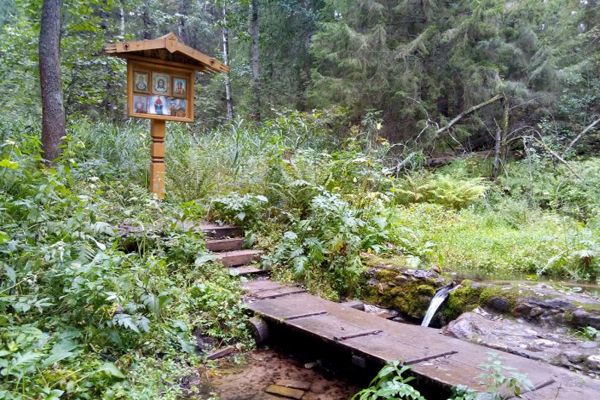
396, 202, 599, 280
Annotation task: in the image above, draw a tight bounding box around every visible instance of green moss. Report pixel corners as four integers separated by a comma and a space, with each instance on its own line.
365, 273, 441, 319
575, 302, 600, 313
416, 285, 436, 296
441, 280, 483, 321
375, 268, 402, 283
362, 254, 412, 269
479, 287, 519, 310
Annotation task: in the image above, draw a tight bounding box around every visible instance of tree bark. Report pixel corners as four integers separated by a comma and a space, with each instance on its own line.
119, 1, 125, 38
222, 6, 234, 120
296, 0, 313, 110
142, 1, 152, 39
249, 0, 260, 121
492, 126, 502, 179
39, 0, 65, 163
492, 97, 509, 179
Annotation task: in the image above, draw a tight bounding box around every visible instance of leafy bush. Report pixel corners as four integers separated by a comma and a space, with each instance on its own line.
208, 193, 269, 229
0, 131, 250, 399
263, 192, 413, 298
499, 158, 600, 221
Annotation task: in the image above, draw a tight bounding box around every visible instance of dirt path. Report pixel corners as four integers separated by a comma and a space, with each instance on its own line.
197, 349, 359, 400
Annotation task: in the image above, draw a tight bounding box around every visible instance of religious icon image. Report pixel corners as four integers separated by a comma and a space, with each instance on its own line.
133, 71, 150, 93
168, 97, 186, 117
152, 73, 170, 95
172, 77, 187, 98
133, 95, 148, 113
148, 95, 168, 115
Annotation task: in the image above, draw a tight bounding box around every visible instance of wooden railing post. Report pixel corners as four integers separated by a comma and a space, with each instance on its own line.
150, 119, 166, 199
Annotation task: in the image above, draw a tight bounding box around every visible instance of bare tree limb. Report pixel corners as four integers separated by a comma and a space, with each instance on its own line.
524, 134, 582, 180
562, 117, 600, 157
435, 94, 504, 136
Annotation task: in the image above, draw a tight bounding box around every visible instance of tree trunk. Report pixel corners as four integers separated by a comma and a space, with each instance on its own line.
492, 96, 509, 179
492, 126, 502, 179
142, 1, 152, 39
119, 1, 125, 38
222, 6, 234, 120
249, 0, 260, 121
39, 0, 65, 163
296, 0, 313, 111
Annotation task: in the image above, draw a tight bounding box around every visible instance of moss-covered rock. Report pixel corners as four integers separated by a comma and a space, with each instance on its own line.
361, 254, 600, 329
480, 286, 519, 312
363, 258, 447, 319
441, 280, 483, 322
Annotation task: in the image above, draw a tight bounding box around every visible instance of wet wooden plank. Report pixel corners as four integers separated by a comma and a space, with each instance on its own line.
243, 280, 286, 294
252, 287, 307, 300
245, 282, 600, 397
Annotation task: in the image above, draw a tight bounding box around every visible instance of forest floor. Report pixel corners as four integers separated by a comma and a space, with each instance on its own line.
1, 117, 599, 399
196, 349, 359, 400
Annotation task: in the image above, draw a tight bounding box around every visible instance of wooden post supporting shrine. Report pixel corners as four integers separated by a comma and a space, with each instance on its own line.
150, 120, 166, 198
102, 33, 229, 199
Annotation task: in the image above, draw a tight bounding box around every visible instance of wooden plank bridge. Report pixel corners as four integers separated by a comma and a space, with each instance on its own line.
242, 279, 600, 399
200, 222, 600, 398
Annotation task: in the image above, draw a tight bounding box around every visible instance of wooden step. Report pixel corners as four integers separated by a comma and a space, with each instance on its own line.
206, 237, 244, 252
200, 222, 242, 239
214, 249, 262, 267
229, 265, 265, 276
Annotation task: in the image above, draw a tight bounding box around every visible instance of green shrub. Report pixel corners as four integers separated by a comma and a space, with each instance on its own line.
352, 361, 425, 400
393, 173, 487, 209
499, 158, 600, 221
208, 192, 269, 229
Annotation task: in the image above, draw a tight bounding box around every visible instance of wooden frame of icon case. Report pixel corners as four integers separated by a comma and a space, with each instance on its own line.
127, 60, 195, 122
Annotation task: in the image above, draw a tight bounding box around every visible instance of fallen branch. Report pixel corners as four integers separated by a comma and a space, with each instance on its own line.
562, 117, 600, 157
435, 94, 504, 136
525, 135, 581, 180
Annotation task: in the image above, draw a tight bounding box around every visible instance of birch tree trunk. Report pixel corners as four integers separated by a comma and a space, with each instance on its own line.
222, 6, 234, 120
250, 0, 260, 121
39, 0, 65, 163
119, 2, 125, 38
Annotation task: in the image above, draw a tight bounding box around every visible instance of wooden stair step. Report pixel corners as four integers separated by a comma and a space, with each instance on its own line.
206, 237, 244, 252
229, 265, 265, 276
214, 249, 262, 267
200, 222, 242, 239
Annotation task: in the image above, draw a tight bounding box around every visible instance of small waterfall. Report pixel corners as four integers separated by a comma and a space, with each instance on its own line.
421, 284, 456, 327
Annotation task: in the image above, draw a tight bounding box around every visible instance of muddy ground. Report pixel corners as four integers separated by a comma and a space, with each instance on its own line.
195, 349, 360, 400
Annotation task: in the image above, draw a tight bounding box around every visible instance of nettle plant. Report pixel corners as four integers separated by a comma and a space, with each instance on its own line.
352, 361, 425, 400
264, 191, 403, 297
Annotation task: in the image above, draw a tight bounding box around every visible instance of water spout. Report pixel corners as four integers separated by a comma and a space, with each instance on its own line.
421, 283, 457, 327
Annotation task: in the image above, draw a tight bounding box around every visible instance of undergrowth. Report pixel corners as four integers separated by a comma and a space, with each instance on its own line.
0, 126, 251, 399
1, 111, 599, 398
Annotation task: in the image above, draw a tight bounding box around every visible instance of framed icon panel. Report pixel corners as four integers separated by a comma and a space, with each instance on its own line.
127, 60, 194, 122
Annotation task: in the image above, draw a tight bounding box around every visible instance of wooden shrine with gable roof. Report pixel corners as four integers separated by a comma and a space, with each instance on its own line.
103, 33, 229, 198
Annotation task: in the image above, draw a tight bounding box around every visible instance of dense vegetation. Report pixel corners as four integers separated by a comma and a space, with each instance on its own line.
1, 0, 599, 399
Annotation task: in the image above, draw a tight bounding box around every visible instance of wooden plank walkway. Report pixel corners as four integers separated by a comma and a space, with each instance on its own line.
243, 280, 600, 399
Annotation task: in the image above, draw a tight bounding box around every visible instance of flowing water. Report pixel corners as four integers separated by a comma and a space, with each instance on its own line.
421, 284, 454, 327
